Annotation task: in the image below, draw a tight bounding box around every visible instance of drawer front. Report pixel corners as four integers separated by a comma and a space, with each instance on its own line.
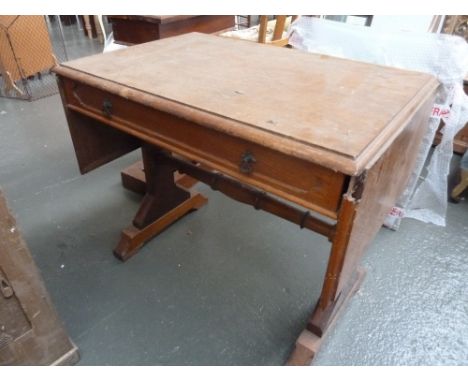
62, 79, 345, 217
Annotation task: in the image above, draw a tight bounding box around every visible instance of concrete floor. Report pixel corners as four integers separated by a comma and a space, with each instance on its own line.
0, 21, 468, 366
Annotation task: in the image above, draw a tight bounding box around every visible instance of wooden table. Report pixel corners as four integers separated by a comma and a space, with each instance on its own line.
53, 33, 439, 365
107, 15, 236, 45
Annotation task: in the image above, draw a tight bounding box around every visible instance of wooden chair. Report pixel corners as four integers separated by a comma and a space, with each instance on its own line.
258, 16, 298, 46
95, 15, 127, 52
220, 16, 299, 47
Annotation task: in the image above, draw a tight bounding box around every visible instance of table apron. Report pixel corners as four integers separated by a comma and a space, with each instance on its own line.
61, 78, 347, 219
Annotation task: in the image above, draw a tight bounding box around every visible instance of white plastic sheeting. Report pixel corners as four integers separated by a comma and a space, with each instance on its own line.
288, 17, 468, 228
103, 32, 127, 53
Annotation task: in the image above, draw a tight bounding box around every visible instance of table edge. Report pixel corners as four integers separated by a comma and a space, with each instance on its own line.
52, 65, 440, 176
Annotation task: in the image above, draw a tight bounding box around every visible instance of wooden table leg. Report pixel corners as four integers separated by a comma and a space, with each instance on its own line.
82, 15, 93, 39
288, 236, 364, 367
287, 176, 366, 365
307, 195, 359, 337
114, 146, 207, 261
288, 115, 423, 364
287, 267, 365, 365
121, 160, 198, 196
451, 168, 468, 202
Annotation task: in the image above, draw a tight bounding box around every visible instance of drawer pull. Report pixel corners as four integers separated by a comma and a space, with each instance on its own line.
102, 99, 113, 118
240, 151, 256, 174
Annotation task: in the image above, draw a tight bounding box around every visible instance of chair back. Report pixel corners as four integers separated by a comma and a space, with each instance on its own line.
258, 16, 298, 46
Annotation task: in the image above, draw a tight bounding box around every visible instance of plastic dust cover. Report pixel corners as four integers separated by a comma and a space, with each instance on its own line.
289, 17, 468, 228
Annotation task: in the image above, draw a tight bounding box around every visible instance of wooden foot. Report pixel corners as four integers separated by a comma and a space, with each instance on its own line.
114, 193, 208, 261
286, 267, 366, 366
286, 330, 320, 366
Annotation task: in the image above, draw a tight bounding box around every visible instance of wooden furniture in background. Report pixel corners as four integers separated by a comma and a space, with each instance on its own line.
454, 76, 468, 154
441, 15, 468, 41
80, 16, 104, 43
221, 15, 297, 46
58, 16, 76, 26
237, 15, 253, 29
107, 15, 236, 45
0, 16, 55, 94
434, 75, 468, 154
0, 190, 79, 365
436, 16, 468, 153
258, 16, 298, 46
54, 33, 438, 365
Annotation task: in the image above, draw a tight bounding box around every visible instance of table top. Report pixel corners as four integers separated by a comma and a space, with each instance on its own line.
55, 33, 439, 175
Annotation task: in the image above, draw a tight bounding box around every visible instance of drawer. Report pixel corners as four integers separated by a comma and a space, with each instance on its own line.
62, 78, 346, 218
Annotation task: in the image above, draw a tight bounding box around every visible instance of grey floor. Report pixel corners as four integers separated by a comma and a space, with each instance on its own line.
1, 20, 468, 366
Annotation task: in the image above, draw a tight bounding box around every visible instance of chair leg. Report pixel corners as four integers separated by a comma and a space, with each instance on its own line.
451, 169, 468, 202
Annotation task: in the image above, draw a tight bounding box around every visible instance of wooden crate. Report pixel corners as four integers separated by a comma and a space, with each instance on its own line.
0, 190, 79, 365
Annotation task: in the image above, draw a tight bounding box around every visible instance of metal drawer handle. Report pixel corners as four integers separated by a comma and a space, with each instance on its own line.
102, 99, 113, 118
240, 151, 256, 174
